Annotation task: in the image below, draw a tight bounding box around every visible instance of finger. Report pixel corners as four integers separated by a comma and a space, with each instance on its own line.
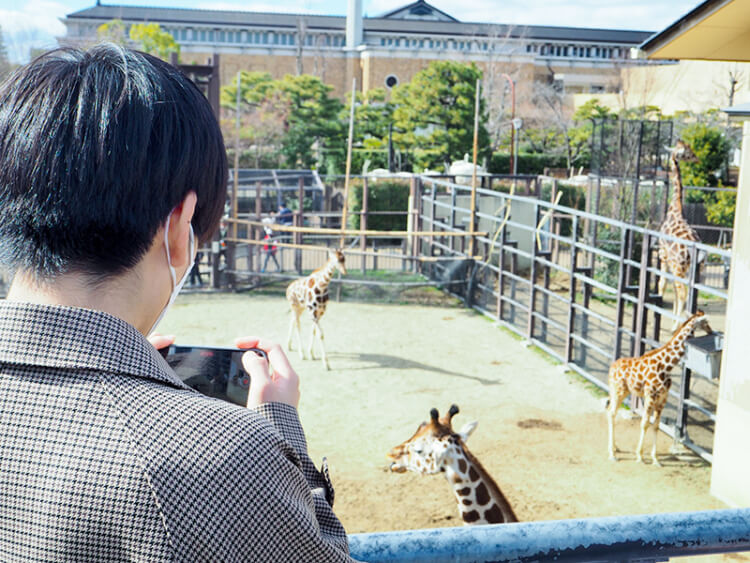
235, 337, 295, 376
148, 334, 175, 350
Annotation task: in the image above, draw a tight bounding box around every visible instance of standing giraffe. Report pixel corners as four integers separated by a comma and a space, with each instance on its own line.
658, 139, 700, 330
607, 310, 712, 466
286, 248, 346, 370
387, 405, 518, 525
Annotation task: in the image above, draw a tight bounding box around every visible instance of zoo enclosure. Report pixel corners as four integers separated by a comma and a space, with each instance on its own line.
222, 173, 729, 462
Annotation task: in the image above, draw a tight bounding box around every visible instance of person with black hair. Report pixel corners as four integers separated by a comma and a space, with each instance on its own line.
0, 44, 356, 562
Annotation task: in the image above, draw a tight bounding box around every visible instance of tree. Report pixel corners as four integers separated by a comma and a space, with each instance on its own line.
129, 23, 180, 60
219, 73, 343, 169
679, 123, 731, 188
276, 74, 343, 168
97, 20, 180, 60
392, 61, 490, 170
97, 19, 128, 44
341, 88, 395, 172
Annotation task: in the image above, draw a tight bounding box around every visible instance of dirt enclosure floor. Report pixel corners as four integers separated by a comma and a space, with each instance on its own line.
161, 291, 747, 562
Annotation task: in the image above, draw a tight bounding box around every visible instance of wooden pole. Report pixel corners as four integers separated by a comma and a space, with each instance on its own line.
232, 71, 241, 241
360, 177, 368, 274
340, 78, 356, 248
468, 78, 480, 258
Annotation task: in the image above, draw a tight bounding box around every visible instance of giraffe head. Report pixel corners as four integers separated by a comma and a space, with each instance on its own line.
387, 404, 477, 475
688, 309, 712, 334
328, 248, 347, 275
671, 139, 699, 163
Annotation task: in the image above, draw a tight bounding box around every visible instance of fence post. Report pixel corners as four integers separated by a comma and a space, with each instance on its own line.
361, 177, 368, 275
295, 177, 305, 275
409, 176, 418, 272
450, 187, 457, 254
414, 176, 423, 273
634, 233, 651, 357
430, 183, 437, 260
496, 214, 507, 322
565, 216, 579, 364
613, 227, 630, 361
551, 180, 560, 264
675, 243, 701, 443
527, 202, 540, 340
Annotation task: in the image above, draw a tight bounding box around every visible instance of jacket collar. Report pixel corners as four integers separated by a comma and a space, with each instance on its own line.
0, 300, 188, 389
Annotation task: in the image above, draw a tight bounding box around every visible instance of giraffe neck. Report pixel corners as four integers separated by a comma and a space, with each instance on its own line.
443, 443, 518, 525
313, 257, 338, 292
668, 153, 684, 219
653, 318, 697, 367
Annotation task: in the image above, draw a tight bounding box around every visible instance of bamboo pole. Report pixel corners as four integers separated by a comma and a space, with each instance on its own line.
340, 78, 356, 248
225, 218, 486, 238
230, 237, 482, 261
468, 78, 480, 258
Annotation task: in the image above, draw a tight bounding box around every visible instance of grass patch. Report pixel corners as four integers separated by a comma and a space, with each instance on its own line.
565, 369, 610, 401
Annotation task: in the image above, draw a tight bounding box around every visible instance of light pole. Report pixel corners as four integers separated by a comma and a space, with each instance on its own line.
500, 73, 516, 175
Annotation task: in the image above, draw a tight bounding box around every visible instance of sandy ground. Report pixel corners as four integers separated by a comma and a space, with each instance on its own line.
160, 291, 747, 562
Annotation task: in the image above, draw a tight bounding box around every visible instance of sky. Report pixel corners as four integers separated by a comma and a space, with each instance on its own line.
1, 0, 701, 63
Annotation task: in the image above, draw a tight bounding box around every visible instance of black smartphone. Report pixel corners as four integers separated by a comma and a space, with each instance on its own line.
159, 345, 267, 406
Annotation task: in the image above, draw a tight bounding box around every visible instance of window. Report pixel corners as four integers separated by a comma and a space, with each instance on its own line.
385, 74, 399, 89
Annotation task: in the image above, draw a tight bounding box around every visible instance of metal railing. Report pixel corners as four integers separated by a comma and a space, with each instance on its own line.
348, 508, 750, 562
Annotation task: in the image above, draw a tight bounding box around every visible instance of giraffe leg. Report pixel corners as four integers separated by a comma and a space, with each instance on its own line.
636, 399, 654, 463
287, 313, 296, 351
672, 282, 687, 331
650, 396, 668, 466
307, 322, 317, 360
607, 388, 627, 461
657, 274, 666, 297
314, 320, 330, 370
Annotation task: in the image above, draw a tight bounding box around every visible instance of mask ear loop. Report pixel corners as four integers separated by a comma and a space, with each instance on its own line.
148, 214, 195, 336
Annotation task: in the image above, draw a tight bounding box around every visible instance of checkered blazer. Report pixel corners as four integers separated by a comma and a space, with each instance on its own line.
0, 301, 357, 562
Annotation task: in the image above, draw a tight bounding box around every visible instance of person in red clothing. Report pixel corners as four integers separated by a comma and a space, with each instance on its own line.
261, 218, 280, 273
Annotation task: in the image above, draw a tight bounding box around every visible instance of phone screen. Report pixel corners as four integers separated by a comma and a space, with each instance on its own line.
160, 345, 265, 406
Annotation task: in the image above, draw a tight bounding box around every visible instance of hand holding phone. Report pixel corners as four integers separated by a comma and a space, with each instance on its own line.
160, 345, 267, 406
235, 337, 300, 409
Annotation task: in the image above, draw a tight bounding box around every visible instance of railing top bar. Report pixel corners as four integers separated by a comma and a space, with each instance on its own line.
417, 175, 731, 257
348, 508, 750, 563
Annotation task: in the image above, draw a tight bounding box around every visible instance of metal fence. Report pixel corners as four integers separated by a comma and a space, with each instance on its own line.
416, 176, 730, 463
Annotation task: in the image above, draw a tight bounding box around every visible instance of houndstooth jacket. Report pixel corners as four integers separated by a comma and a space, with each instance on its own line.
0, 301, 357, 562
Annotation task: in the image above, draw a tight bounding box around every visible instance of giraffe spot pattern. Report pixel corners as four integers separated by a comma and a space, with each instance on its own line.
475, 482, 490, 505
457, 459, 467, 473
461, 498, 473, 506
457, 487, 471, 496
484, 504, 504, 523
462, 510, 480, 523
469, 467, 480, 482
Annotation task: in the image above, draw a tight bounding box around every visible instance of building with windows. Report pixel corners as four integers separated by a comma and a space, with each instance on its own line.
61, 0, 653, 98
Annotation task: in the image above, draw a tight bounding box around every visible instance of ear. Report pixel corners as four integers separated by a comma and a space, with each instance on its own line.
457, 421, 478, 442
166, 191, 197, 269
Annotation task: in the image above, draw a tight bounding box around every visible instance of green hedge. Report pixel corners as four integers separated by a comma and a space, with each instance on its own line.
347, 179, 410, 231
489, 152, 579, 174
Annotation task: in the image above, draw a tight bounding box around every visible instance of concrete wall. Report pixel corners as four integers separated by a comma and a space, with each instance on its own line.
710, 119, 750, 508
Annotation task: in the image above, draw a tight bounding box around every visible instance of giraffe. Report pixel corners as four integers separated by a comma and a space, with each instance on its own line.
387, 405, 518, 525
286, 248, 346, 370
606, 310, 712, 466
658, 139, 700, 330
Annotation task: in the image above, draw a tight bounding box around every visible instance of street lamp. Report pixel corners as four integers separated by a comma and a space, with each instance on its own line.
500, 73, 516, 175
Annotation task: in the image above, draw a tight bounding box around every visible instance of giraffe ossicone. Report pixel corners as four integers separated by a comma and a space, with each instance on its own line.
387, 405, 518, 525
286, 248, 347, 370
606, 310, 712, 466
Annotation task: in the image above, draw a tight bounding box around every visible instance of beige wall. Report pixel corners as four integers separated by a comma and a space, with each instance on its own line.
619, 60, 750, 114
710, 119, 750, 508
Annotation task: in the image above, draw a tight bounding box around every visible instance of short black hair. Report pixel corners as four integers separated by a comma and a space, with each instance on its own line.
0, 44, 227, 279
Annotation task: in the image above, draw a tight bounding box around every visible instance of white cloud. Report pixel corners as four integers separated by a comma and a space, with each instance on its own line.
0, 0, 68, 63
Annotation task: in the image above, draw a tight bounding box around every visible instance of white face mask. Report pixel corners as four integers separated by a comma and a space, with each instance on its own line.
148, 214, 195, 336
